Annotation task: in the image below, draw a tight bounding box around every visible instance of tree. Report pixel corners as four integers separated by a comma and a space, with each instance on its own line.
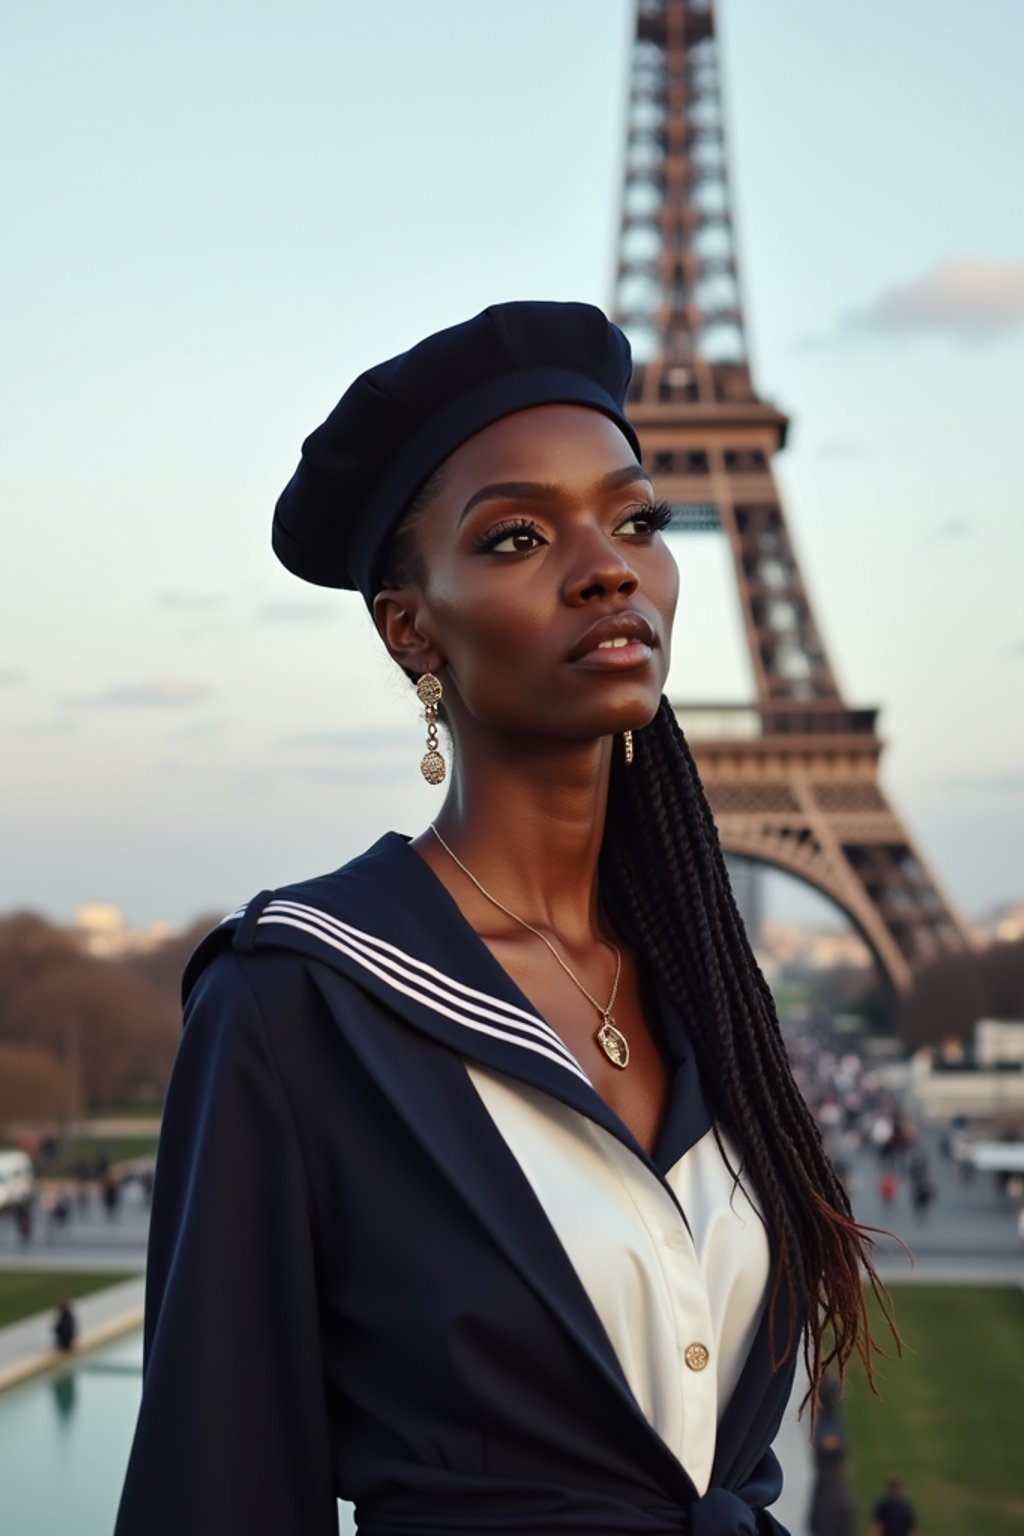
0, 913, 80, 1016
987, 941, 1024, 1021
3, 961, 178, 1112
899, 941, 1024, 1050
127, 915, 221, 998
0, 1043, 66, 1138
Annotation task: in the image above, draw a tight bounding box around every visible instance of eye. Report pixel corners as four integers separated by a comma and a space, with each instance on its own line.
474, 518, 548, 555
616, 500, 675, 538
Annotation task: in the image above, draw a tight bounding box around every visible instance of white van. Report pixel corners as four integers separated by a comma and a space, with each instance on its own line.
0, 1149, 35, 1210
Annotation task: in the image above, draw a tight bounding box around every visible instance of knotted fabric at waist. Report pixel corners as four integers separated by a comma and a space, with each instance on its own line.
360, 1485, 763, 1536
688, 1487, 760, 1534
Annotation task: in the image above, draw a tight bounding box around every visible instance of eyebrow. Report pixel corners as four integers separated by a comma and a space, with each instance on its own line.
458, 464, 653, 524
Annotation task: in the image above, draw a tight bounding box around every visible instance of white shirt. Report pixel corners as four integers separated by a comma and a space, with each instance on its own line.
467, 1063, 770, 1494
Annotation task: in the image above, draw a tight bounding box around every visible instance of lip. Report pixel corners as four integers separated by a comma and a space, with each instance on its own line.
567, 612, 657, 666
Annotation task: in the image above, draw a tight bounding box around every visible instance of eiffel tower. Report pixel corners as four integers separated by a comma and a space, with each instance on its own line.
611, 0, 973, 994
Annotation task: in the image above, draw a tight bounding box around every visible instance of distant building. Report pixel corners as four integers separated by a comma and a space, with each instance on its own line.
976, 902, 1024, 944
975, 1018, 1024, 1066
757, 920, 872, 973
911, 1016, 1024, 1125
74, 904, 176, 959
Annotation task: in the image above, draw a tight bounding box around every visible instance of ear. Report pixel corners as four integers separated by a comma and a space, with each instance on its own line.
371, 587, 445, 677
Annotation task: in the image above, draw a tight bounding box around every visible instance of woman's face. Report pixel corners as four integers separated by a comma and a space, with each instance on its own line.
379, 403, 679, 749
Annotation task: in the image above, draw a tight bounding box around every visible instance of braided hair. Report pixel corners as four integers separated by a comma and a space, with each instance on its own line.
601, 699, 894, 1407
382, 485, 894, 1410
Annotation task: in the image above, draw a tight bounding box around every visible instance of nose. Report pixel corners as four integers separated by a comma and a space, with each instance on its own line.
562, 526, 640, 606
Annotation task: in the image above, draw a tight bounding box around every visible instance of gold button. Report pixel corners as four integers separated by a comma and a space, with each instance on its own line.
684, 1342, 710, 1372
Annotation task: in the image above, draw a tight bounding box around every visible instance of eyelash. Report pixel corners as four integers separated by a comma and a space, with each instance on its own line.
473, 500, 675, 555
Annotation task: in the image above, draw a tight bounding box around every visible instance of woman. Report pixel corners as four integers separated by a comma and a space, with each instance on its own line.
115, 302, 886, 1536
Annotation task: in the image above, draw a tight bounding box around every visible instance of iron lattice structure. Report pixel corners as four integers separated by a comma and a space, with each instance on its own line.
612, 0, 972, 993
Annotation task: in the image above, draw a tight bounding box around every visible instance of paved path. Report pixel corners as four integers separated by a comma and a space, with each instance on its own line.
845, 1122, 1024, 1283
0, 1275, 145, 1391
771, 1373, 813, 1536
0, 1195, 150, 1271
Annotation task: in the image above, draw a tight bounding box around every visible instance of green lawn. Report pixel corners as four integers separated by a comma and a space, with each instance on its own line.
37, 1135, 159, 1176
0, 1270, 138, 1329
844, 1285, 1024, 1536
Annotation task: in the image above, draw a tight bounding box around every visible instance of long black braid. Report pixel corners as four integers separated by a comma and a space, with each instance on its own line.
602, 698, 895, 1407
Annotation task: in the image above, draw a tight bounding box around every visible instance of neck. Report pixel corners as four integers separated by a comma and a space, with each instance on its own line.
416, 735, 613, 944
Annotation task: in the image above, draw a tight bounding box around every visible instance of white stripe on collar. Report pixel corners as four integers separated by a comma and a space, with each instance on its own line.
253, 899, 591, 1086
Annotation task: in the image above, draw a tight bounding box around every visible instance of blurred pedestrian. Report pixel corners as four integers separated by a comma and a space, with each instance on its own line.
809, 1375, 855, 1536
910, 1174, 934, 1221
869, 1476, 917, 1535
14, 1200, 33, 1247
50, 1189, 73, 1230
53, 1296, 77, 1353
878, 1170, 898, 1205
102, 1172, 122, 1218
871, 1114, 894, 1162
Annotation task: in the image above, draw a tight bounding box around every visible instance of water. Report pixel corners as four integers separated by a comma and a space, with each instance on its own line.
0, 1331, 355, 1535
0, 1332, 143, 1535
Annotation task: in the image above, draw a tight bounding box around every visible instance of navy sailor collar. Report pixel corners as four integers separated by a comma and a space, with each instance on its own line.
187, 830, 712, 1178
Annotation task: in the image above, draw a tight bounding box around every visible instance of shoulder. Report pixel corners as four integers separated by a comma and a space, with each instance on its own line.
181, 832, 412, 1005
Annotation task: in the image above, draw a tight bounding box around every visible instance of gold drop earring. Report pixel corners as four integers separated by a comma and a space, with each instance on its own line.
623, 729, 635, 766
417, 673, 446, 785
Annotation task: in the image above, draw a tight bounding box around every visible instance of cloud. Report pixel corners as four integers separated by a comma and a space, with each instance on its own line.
282, 726, 411, 753
256, 602, 336, 623
287, 759, 409, 787
232, 771, 272, 797
22, 718, 79, 737
66, 678, 215, 708
278, 725, 414, 784
813, 439, 866, 460
949, 767, 1024, 794
935, 518, 972, 539
171, 716, 231, 739
157, 591, 224, 612
0, 668, 27, 686
840, 257, 1024, 342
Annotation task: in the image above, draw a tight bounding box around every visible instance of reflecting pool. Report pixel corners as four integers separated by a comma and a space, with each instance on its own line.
0, 1331, 355, 1534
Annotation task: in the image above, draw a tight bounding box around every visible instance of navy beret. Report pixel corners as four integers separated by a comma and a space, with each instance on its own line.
272, 300, 639, 604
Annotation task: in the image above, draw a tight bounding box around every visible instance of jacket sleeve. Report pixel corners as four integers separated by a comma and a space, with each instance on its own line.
115, 950, 338, 1536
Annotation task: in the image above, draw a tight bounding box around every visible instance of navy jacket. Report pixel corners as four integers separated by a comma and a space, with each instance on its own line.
115, 833, 798, 1536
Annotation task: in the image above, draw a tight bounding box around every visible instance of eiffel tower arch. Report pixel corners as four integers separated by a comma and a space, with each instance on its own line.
611, 0, 974, 995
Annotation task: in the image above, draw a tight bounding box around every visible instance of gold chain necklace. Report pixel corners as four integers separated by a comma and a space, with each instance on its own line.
429, 823, 630, 1069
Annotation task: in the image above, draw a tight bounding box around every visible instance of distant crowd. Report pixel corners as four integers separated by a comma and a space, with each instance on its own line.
781, 1008, 1024, 1244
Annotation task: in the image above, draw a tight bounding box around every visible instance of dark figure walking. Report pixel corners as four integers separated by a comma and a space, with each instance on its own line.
910, 1173, 935, 1221
870, 1476, 917, 1535
14, 1201, 33, 1247
53, 1296, 77, 1353
102, 1173, 121, 1218
808, 1376, 855, 1536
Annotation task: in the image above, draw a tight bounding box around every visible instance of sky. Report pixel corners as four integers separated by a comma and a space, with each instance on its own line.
2, 0, 1022, 931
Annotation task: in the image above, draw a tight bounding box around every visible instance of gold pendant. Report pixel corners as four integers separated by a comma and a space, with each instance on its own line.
596, 1016, 629, 1069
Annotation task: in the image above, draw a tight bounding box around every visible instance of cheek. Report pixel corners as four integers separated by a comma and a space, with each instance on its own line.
431, 577, 553, 668
431, 591, 559, 723
647, 549, 679, 676
648, 544, 680, 623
